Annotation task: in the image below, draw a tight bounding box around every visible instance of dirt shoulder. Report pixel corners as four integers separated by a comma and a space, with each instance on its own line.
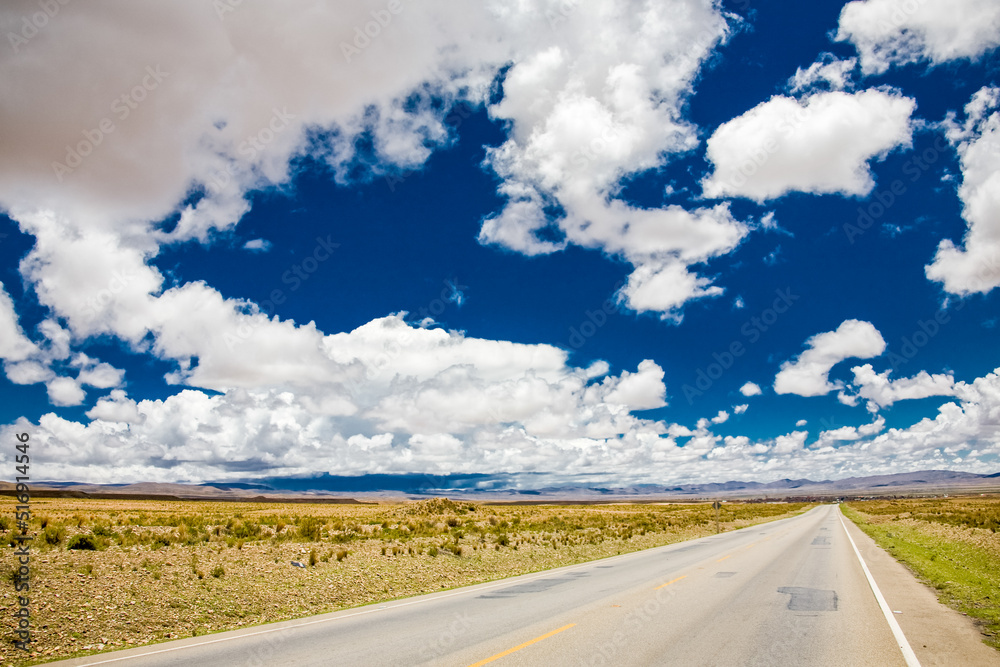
840, 513, 1000, 666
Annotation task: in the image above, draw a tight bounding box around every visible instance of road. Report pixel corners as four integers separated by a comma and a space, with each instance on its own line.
53, 504, 913, 666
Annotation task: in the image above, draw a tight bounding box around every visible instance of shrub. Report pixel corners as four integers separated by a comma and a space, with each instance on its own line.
309, 549, 318, 567
297, 517, 323, 541
43, 524, 66, 546
428, 546, 439, 557
68, 535, 99, 551
92, 524, 116, 538
211, 565, 225, 578
335, 549, 348, 561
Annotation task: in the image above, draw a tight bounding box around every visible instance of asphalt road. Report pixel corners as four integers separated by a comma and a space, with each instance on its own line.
54, 504, 912, 666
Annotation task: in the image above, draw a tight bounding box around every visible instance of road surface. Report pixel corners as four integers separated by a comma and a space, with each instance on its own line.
52, 504, 913, 666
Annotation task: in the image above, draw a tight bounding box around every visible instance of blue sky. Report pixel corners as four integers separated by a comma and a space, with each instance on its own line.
1, 0, 999, 488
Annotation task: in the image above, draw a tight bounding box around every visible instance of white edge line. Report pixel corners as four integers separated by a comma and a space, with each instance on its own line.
839, 508, 921, 667
63, 511, 808, 666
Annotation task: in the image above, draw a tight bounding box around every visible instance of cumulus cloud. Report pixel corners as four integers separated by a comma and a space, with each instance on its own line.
926, 87, 1000, 295
0, 283, 38, 366
850, 363, 956, 409
46, 377, 85, 407
1, 1, 996, 487
837, 0, 1000, 75
242, 239, 272, 252
774, 320, 886, 397
788, 55, 857, 93
814, 416, 886, 447
703, 90, 915, 202
739, 381, 762, 397
478, 1, 749, 320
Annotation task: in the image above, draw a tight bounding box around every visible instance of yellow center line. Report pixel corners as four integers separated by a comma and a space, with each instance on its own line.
716, 554, 731, 562
654, 574, 687, 590
467, 623, 576, 667
745, 543, 756, 550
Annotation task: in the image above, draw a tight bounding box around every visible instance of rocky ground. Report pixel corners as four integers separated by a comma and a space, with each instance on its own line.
0, 498, 809, 665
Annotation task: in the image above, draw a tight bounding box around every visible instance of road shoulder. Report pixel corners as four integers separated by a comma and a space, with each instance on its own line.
840, 510, 1000, 666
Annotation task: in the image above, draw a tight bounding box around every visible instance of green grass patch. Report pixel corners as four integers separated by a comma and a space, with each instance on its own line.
843, 504, 1000, 649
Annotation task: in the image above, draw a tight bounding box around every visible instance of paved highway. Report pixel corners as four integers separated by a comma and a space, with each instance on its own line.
53, 505, 913, 666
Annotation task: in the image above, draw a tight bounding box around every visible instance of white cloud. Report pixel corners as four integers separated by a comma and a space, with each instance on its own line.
774, 320, 886, 397
702, 90, 915, 202
46, 377, 85, 407
711, 410, 729, 424
73, 356, 125, 390
795, 419, 808, 427
837, 0, 1000, 75
0, 283, 38, 365
815, 415, 886, 447
243, 239, 272, 252
850, 363, 956, 409
603, 360, 668, 411
926, 87, 1000, 295
477, 1, 748, 320
733, 404, 748, 415
788, 55, 857, 93
772, 430, 807, 454
739, 381, 762, 397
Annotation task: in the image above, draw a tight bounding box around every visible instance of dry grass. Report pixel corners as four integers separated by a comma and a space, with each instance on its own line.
1, 496, 810, 665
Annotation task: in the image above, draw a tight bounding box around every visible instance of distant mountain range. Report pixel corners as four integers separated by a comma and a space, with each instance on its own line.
3, 469, 999, 502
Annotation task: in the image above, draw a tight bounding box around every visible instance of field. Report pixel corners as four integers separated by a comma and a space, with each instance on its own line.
843, 496, 1000, 650
1, 496, 810, 665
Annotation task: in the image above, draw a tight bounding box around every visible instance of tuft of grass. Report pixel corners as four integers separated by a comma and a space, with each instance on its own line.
43, 523, 66, 546
844, 503, 1000, 649
211, 565, 225, 578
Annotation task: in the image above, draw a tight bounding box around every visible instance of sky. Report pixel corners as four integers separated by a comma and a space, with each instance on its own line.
0, 0, 999, 490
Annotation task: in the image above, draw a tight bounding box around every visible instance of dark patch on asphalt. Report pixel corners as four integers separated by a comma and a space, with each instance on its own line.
595, 565, 614, 569
778, 587, 838, 611
715, 572, 736, 578
478, 576, 578, 598
811, 536, 830, 545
